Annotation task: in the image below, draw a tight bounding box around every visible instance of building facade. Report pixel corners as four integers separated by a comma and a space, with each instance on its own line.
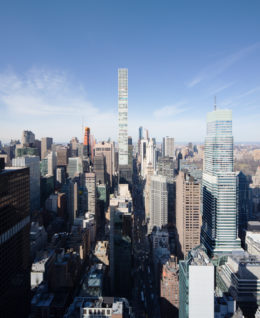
41, 137, 53, 160
201, 109, 241, 256
0, 164, 31, 318
176, 171, 201, 258
179, 246, 214, 318
149, 175, 168, 232
12, 155, 40, 211
118, 68, 128, 166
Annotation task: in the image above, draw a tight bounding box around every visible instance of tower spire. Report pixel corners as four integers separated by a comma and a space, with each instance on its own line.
214, 96, 216, 111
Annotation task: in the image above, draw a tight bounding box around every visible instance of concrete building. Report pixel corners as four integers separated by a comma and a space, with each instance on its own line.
79, 263, 104, 297
237, 171, 251, 242
140, 138, 148, 178
94, 241, 109, 266
201, 109, 242, 256
30, 222, 48, 260
12, 155, 40, 211
64, 296, 133, 318
157, 156, 176, 225
56, 145, 68, 166
70, 137, 79, 157
67, 157, 83, 179
109, 184, 132, 297
149, 175, 168, 233
41, 137, 53, 160
0, 163, 31, 318
94, 154, 106, 185
144, 162, 154, 221
84, 173, 96, 215
160, 256, 179, 318
179, 246, 214, 318
47, 151, 57, 177
22, 130, 35, 147
56, 166, 66, 186
163, 136, 175, 158
216, 252, 260, 317
176, 171, 201, 259
245, 231, 260, 255
118, 68, 128, 166
94, 141, 115, 186
31, 250, 55, 289
250, 166, 260, 218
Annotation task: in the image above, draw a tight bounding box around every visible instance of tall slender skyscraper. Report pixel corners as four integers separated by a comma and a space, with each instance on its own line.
201, 109, 241, 256
118, 68, 128, 166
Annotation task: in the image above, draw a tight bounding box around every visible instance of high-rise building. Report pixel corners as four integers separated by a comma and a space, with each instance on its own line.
109, 185, 132, 297
41, 137, 53, 160
157, 156, 176, 226
67, 157, 83, 179
84, 127, 91, 157
128, 136, 133, 173
47, 150, 57, 176
94, 141, 114, 186
236, 171, 251, 243
118, 68, 128, 166
93, 154, 106, 185
138, 126, 143, 156
201, 109, 242, 256
69, 137, 79, 157
139, 126, 143, 140
0, 163, 31, 318
56, 166, 66, 186
144, 162, 154, 221
56, 145, 68, 166
149, 175, 168, 232
176, 171, 201, 258
12, 156, 40, 212
163, 136, 175, 158
179, 246, 214, 318
140, 138, 148, 177
22, 130, 35, 147
84, 173, 96, 215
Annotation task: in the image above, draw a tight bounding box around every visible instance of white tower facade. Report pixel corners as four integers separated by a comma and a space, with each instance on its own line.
118, 68, 128, 166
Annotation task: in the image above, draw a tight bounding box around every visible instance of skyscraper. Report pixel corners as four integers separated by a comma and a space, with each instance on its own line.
176, 171, 201, 258
22, 130, 35, 147
118, 68, 128, 166
83, 127, 91, 157
201, 109, 241, 256
94, 141, 114, 187
163, 136, 175, 158
149, 175, 168, 232
12, 155, 40, 212
84, 172, 96, 215
0, 162, 31, 318
41, 137, 53, 160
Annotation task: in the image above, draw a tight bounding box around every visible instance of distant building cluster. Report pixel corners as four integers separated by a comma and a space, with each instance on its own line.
1, 68, 260, 318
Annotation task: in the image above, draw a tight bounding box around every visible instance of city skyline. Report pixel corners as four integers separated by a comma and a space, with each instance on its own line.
0, 1, 260, 142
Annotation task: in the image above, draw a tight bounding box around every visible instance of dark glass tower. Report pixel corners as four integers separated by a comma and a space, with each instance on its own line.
0, 163, 31, 318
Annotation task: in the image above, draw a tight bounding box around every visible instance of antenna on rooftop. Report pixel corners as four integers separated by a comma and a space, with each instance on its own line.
214, 96, 216, 111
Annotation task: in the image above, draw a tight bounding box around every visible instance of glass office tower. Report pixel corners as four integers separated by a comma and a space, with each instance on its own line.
201, 109, 241, 256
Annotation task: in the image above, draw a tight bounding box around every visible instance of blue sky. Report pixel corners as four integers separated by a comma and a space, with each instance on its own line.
0, 0, 260, 143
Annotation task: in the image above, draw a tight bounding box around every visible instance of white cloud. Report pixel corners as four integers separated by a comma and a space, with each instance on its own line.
0, 68, 116, 142
187, 43, 260, 88
153, 101, 189, 118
